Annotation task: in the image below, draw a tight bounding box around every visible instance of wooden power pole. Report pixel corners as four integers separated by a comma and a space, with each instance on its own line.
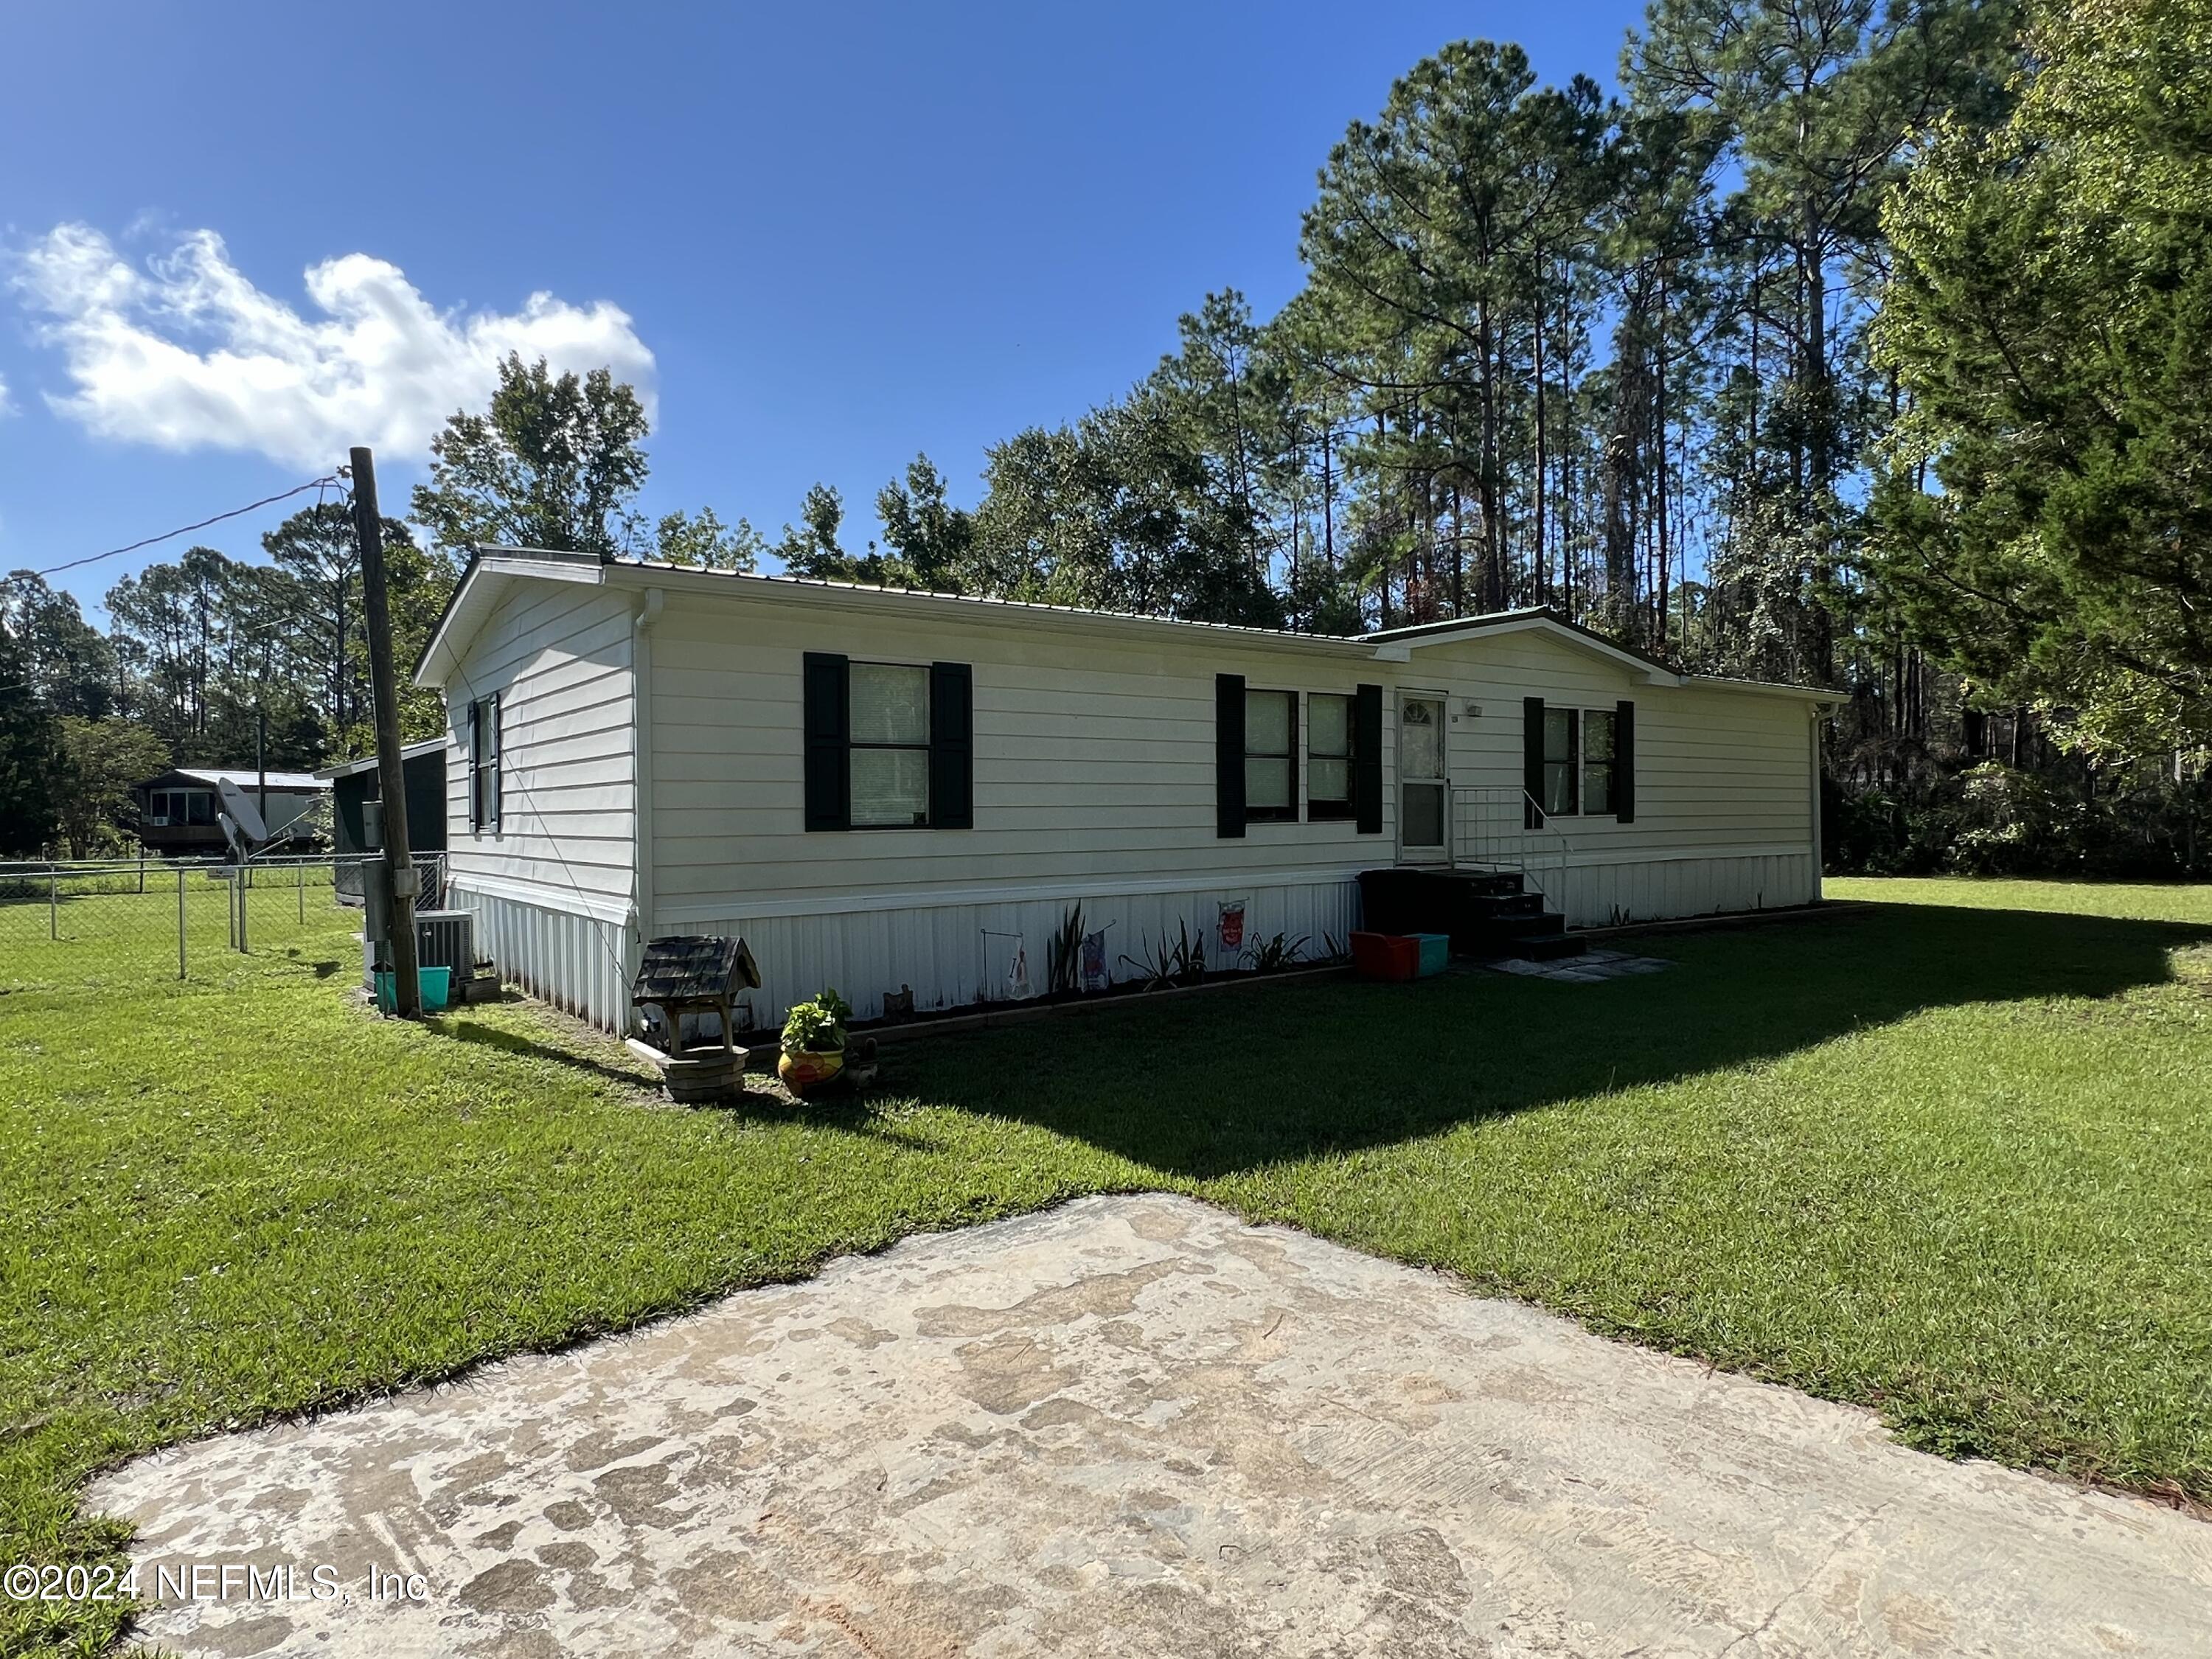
352, 446, 422, 1017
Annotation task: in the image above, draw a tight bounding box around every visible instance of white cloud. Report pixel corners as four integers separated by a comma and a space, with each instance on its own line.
11, 223, 655, 470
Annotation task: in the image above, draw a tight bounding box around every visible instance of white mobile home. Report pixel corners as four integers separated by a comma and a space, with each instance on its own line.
414, 548, 1834, 1034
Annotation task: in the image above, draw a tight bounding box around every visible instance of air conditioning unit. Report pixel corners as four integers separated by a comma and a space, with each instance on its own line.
149, 815, 173, 827
413, 910, 476, 975
360, 908, 477, 989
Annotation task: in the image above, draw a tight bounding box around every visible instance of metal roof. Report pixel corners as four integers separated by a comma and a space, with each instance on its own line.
150, 767, 330, 792
313, 739, 448, 781
415, 546, 1840, 703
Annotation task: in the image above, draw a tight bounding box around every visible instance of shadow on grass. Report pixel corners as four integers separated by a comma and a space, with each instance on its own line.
436, 1017, 658, 1091
429, 1006, 934, 1147
889, 902, 2211, 1180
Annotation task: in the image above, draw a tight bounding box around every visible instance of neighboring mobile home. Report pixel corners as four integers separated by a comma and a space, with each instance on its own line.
134, 767, 328, 857
414, 547, 1836, 1034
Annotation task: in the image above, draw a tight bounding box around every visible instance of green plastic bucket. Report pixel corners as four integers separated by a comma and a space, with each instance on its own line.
375, 966, 452, 1013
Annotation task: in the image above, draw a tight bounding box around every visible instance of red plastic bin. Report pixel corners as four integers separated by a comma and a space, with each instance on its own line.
1350, 931, 1420, 981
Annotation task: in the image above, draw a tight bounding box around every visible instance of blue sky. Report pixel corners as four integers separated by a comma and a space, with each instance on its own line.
1, 1, 1647, 619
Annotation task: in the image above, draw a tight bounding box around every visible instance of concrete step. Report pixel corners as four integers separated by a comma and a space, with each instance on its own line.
1500, 909, 1565, 939
1509, 931, 1587, 962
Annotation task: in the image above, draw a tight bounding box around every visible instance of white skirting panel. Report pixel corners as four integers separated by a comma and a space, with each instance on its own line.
1528, 850, 1818, 930
451, 880, 636, 1034
677, 877, 1364, 1034
447, 855, 1808, 1037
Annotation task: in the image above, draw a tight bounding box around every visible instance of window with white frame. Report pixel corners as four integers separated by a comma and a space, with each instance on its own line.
1541, 707, 1623, 818
1307, 693, 1354, 818
1541, 707, 1579, 815
1244, 689, 1296, 821
849, 662, 931, 827
1582, 708, 1619, 815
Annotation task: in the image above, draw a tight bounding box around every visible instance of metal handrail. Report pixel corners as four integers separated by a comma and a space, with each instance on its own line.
1449, 785, 1571, 910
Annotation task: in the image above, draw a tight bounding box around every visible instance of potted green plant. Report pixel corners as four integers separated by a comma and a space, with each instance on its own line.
778, 987, 852, 1094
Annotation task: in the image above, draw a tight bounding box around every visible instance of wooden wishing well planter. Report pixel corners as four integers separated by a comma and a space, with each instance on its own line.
630, 935, 762, 1103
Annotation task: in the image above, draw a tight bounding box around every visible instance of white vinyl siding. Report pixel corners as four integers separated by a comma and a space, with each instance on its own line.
1416, 630, 1815, 858
647, 605, 1388, 909
441, 583, 638, 905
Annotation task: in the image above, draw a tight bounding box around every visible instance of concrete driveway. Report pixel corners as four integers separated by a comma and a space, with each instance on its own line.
94, 1194, 2208, 1657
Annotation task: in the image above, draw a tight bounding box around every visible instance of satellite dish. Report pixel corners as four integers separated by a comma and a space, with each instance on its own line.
217, 780, 269, 846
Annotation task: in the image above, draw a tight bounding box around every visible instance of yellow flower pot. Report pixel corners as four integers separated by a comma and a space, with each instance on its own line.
778, 1048, 844, 1093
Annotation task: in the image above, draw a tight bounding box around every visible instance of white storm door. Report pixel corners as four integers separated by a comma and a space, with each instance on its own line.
1397, 692, 1448, 861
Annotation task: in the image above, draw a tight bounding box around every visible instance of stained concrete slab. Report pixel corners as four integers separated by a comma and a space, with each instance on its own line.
1490, 949, 1675, 983
92, 1194, 2209, 1658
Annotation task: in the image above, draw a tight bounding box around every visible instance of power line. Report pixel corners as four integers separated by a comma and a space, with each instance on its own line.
29, 476, 347, 580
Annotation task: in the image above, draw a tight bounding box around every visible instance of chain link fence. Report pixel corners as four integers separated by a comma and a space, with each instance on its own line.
0, 855, 445, 989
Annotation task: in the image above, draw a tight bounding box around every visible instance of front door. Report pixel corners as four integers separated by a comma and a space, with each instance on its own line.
1398, 692, 1448, 863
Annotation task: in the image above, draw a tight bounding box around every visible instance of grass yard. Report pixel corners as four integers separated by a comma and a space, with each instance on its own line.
4, 877, 2210, 1652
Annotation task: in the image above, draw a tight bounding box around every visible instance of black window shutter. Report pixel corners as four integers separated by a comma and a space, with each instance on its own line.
1615, 698, 1636, 823
930, 661, 973, 829
489, 692, 501, 830
1523, 696, 1546, 828
802, 652, 850, 831
1216, 672, 1246, 838
1353, 683, 1383, 834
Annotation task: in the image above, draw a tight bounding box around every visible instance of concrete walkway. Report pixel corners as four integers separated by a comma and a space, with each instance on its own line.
94, 1194, 2209, 1657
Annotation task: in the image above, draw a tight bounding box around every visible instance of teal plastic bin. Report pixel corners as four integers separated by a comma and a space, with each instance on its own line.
375, 966, 452, 1012
1408, 933, 1451, 977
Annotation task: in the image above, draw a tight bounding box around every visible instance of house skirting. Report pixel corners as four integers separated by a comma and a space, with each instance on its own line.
449, 877, 636, 1034
450, 850, 1814, 1037
1530, 848, 1819, 930
661, 874, 1366, 1034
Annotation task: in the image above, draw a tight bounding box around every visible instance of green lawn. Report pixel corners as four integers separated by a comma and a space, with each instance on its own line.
4, 877, 2210, 1652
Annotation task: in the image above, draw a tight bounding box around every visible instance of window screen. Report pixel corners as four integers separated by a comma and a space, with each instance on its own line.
1245, 689, 1295, 820
849, 663, 931, 827
1308, 693, 1353, 816
1543, 706, 1579, 815
1582, 709, 1618, 815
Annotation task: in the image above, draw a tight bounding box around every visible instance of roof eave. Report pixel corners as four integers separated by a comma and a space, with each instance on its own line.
595, 560, 1380, 655
414, 546, 610, 688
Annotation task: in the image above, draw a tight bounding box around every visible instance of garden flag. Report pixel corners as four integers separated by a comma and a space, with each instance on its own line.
1218, 901, 1246, 954
1081, 930, 1109, 992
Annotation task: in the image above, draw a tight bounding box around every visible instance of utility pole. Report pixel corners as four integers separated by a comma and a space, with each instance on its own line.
352, 446, 421, 1017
